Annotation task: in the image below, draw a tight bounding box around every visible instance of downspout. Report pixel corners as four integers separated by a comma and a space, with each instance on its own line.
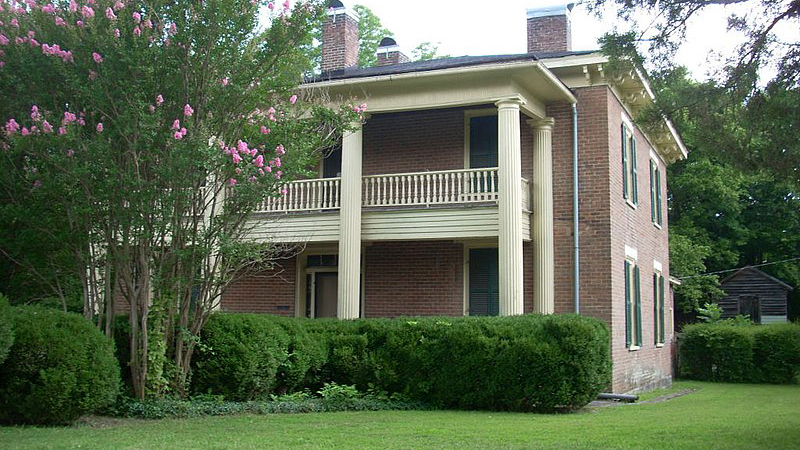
572, 103, 580, 315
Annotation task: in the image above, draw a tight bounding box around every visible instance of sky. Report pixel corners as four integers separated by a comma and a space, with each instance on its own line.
343, 0, 797, 82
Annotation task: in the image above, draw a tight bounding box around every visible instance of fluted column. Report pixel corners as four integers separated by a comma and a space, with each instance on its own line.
529, 117, 555, 314
337, 124, 362, 319
496, 98, 524, 316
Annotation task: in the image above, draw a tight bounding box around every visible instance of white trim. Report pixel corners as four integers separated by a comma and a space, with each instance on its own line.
376, 45, 401, 55
326, 6, 359, 22
526, 4, 572, 18
653, 260, 662, 272
625, 245, 638, 261
620, 111, 634, 130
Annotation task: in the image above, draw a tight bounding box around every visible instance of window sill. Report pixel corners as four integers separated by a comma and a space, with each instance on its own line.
625, 199, 637, 210
655, 343, 664, 348
627, 345, 641, 352
653, 222, 663, 230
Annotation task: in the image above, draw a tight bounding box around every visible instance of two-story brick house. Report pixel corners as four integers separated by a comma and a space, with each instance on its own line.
222, 2, 687, 393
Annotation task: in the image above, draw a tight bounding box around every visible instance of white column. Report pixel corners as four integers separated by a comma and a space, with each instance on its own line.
529, 118, 555, 314
337, 124, 362, 319
496, 98, 524, 316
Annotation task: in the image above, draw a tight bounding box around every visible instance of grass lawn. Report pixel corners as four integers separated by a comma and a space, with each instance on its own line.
1, 381, 799, 450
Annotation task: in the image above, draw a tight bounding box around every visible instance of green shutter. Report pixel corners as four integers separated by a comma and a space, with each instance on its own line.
631, 139, 639, 205
653, 273, 659, 345
621, 125, 628, 200
650, 161, 656, 223
634, 265, 642, 346
659, 274, 666, 344
624, 261, 631, 347
655, 166, 663, 226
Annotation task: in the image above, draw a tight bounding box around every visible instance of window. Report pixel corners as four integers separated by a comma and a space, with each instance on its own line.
467, 115, 498, 169
653, 271, 666, 345
650, 158, 663, 226
621, 124, 638, 205
624, 259, 642, 348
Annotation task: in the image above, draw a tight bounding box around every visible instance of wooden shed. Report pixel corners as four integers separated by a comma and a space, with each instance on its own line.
718, 267, 794, 324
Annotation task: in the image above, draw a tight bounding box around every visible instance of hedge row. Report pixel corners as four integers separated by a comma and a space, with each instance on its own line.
679, 322, 800, 383
0, 305, 120, 425
192, 313, 611, 412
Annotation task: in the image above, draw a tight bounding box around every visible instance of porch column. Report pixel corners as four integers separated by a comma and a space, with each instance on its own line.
337, 123, 362, 319
496, 98, 524, 316
529, 118, 555, 314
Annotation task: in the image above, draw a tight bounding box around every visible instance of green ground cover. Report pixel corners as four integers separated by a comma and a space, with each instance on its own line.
2, 382, 798, 450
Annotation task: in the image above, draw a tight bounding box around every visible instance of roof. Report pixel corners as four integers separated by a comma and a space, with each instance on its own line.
720, 266, 794, 291
308, 50, 596, 83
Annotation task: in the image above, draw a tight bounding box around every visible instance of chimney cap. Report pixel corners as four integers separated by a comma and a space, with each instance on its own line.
526, 3, 574, 19
378, 37, 398, 47
327, 0, 344, 8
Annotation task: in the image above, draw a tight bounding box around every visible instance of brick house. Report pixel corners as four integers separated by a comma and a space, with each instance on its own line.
222, 2, 687, 393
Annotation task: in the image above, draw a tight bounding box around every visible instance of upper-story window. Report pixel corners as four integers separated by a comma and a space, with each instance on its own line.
621, 123, 638, 206
653, 268, 666, 346
466, 114, 498, 169
650, 157, 663, 227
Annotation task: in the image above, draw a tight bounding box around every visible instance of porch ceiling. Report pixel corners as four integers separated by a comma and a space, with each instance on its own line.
302, 60, 576, 119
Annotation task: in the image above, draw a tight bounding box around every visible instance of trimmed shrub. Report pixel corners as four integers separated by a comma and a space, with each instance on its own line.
191, 313, 291, 400
0, 305, 120, 425
0, 295, 13, 365
679, 322, 800, 383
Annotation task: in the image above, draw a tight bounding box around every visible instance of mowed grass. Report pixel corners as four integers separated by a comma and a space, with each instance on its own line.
2, 382, 799, 450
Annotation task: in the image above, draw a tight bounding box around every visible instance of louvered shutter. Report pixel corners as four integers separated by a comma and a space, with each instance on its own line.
621, 125, 628, 199
624, 261, 631, 347
469, 248, 499, 316
655, 166, 663, 225
653, 273, 659, 345
634, 265, 642, 346
659, 274, 666, 344
650, 161, 656, 222
631, 139, 639, 205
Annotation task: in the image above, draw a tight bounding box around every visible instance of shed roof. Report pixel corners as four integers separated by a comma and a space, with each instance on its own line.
720, 266, 794, 291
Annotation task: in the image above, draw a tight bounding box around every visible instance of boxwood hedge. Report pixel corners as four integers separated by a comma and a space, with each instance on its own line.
194, 313, 611, 412
679, 322, 800, 384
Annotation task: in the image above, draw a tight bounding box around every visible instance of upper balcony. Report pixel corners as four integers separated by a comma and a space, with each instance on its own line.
247, 167, 531, 243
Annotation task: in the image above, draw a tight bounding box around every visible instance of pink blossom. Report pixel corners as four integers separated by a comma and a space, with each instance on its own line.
0, 61, 5, 69
232, 153, 242, 165
10, 18, 19, 28
42, 120, 53, 133
132, 12, 141, 23
267, 106, 276, 115
280, 187, 288, 195
258, 169, 265, 176
15, 37, 23, 45
29, 39, 40, 48
148, 105, 155, 112
113, 1, 125, 11
275, 170, 283, 179
88, 70, 97, 80
77, 117, 86, 126
253, 155, 264, 167
275, 144, 285, 155
21, 127, 30, 136
260, 125, 270, 135
31, 105, 42, 122
76, 20, 85, 28
220, 77, 229, 86
289, 94, 297, 104
171, 119, 180, 130
169, 23, 177, 35
69, 0, 78, 12
283, 0, 290, 10
173, 131, 183, 140
268, 2, 274, 10
0, 35, 8, 46
96, 123, 103, 133
183, 104, 194, 117
55, 17, 66, 26
228, 178, 238, 186
92, 52, 103, 63
133, 26, 141, 36
179, 127, 187, 137
237, 140, 248, 154
67, 149, 74, 157
5, 119, 20, 136
274, 157, 282, 167
58, 126, 67, 135
114, 28, 120, 38
42, 4, 56, 14
81, 5, 94, 18
235, 167, 243, 174
156, 94, 164, 105
144, 19, 153, 29
265, 166, 272, 173
63, 111, 77, 125
105, 7, 116, 20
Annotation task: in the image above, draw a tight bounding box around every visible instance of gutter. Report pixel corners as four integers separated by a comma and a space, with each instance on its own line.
572, 103, 580, 315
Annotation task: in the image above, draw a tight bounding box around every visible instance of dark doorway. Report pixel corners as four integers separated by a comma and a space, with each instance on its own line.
738, 295, 761, 323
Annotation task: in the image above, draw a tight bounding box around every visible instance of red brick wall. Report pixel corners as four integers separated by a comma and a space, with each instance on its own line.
527, 15, 571, 53
221, 258, 296, 316
364, 241, 464, 317
321, 11, 359, 72
606, 91, 673, 393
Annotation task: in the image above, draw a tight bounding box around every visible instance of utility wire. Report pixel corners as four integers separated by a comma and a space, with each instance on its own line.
681, 256, 800, 279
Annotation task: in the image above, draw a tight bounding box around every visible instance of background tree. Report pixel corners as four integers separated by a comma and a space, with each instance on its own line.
411, 41, 448, 61
0, 0, 360, 399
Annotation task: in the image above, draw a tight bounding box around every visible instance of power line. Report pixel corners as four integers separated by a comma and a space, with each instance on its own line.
681, 256, 800, 279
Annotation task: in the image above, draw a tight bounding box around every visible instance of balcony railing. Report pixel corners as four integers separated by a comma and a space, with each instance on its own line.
254, 168, 532, 213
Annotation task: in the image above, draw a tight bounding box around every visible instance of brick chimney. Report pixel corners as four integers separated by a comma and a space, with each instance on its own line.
321, 0, 360, 73
375, 37, 410, 67
526, 3, 573, 53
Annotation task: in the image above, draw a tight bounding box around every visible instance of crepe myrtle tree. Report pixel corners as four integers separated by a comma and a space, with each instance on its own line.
0, 0, 366, 399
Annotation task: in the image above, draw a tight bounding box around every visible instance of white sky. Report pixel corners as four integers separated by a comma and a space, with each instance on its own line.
344, 0, 798, 82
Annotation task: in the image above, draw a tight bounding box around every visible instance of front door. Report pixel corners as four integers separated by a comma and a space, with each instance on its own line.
468, 248, 499, 316
306, 271, 338, 318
